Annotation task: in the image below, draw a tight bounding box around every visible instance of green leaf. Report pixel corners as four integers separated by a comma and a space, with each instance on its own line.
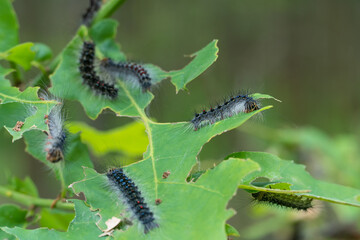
0, 0, 18, 52
70, 159, 259, 239
225, 223, 240, 237
90, 19, 125, 61
39, 208, 75, 231
51, 20, 218, 119
24, 131, 93, 187
0, 204, 27, 240
0, 70, 57, 141
68, 121, 148, 157
7, 176, 39, 198
50, 29, 160, 119
32, 43, 53, 62
4, 43, 36, 70
65, 103, 271, 238
225, 152, 360, 207
2, 200, 102, 239
168, 40, 219, 92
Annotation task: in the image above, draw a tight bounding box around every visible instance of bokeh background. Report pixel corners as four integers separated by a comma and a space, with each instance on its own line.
1, 1, 360, 239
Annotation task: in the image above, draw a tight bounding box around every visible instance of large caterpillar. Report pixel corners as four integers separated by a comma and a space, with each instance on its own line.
191, 93, 260, 131
100, 58, 152, 92
79, 41, 118, 99
252, 191, 313, 211
106, 168, 158, 234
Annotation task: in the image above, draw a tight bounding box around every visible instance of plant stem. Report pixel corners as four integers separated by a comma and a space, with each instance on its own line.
93, 0, 127, 24
0, 185, 74, 211
56, 163, 67, 198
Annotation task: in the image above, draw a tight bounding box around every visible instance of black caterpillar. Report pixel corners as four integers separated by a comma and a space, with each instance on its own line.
79, 41, 118, 99
100, 58, 152, 92
82, 0, 102, 26
191, 94, 260, 131
106, 168, 158, 234
252, 191, 313, 211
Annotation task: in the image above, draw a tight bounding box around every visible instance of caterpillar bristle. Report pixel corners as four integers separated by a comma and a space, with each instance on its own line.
106, 168, 158, 234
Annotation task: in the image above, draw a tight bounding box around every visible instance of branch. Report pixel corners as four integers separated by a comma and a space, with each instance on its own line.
0, 185, 74, 211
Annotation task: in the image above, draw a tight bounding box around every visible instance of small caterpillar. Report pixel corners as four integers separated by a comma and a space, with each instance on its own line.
79, 41, 118, 99
252, 191, 313, 211
41, 93, 67, 163
191, 93, 260, 131
106, 168, 158, 234
100, 58, 152, 92
82, 0, 102, 26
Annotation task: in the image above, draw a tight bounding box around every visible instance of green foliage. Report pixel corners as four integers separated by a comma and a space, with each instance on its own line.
227, 152, 360, 207
0, 204, 27, 240
0, 1, 359, 239
68, 121, 148, 158
0, 74, 57, 141
0, 0, 18, 52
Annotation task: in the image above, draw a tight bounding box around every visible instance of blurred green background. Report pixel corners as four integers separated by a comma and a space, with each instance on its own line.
1, 0, 360, 239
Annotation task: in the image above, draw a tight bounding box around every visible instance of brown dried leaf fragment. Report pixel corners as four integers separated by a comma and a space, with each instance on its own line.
12, 121, 24, 132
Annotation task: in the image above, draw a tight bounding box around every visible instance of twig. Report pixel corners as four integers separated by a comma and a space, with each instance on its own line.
0, 185, 74, 211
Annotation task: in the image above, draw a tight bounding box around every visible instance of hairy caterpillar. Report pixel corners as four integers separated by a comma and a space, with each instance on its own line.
106, 168, 158, 234
82, 0, 102, 26
252, 191, 313, 211
79, 41, 119, 98
100, 58, 152, 92
191, 93, 260, 131
40, 93, 67, 163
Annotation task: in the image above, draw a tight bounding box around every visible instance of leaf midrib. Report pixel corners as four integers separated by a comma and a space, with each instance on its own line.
118, 81, 159, 198
0, 92, 57, 105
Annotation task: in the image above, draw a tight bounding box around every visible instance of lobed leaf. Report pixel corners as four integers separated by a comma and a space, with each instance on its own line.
68, 121, 148, 158
0, 67, 57, 141
168, 40, 219, 92
70, 159, 260, 239
226, 152, 360, 207
66, 103, 271, 238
